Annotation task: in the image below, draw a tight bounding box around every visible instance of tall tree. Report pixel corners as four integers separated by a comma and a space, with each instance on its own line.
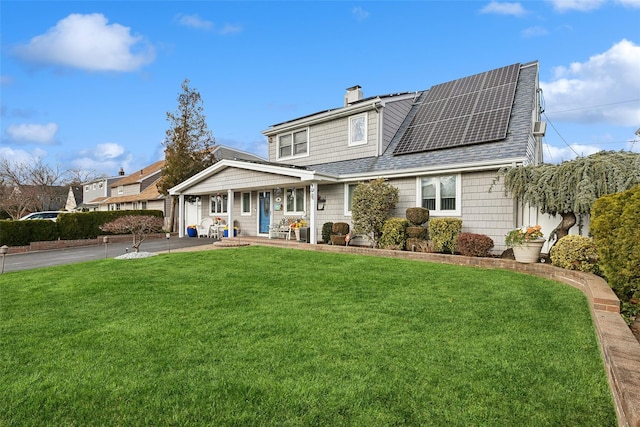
492, 151, 640, 245
157, 79, 216, 231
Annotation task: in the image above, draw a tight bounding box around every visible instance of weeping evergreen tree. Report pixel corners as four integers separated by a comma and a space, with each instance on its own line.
493, 151, 640, 245
157, 79, 216, 231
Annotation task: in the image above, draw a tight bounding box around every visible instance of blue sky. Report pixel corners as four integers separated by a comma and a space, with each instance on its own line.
2, 1, 639, 178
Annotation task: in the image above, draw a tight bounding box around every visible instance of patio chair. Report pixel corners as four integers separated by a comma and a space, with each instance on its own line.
197, 217, 214, 238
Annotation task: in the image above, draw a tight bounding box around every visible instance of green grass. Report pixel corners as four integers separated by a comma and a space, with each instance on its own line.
0, 246, 615, 426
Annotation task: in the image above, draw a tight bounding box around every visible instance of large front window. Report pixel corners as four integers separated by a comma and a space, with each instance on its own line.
345, 183, 358, 214
420, 175, 460, 215
285, 188, 305, 213
278, 129, 308, 159
210, 194, 228, 214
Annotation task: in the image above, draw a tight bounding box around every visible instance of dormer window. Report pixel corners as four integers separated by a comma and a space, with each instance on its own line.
277, 129, 308, 159
349, 113, 367, 146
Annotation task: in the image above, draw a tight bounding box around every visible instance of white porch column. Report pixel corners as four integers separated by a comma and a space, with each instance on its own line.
226, 189, 235, 238
309, 183, 318, 244
178, 194, 185, 238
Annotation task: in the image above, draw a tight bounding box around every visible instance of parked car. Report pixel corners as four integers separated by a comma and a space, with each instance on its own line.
19, 211, 65, 221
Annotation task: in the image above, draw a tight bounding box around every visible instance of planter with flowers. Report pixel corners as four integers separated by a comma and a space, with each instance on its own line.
223, 225, 239, 237
186, 225, 198, 237
290, 219, 308, 241
506, 225, 545, 263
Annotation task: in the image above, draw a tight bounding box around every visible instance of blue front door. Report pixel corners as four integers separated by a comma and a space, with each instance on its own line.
259, 192, 271, 234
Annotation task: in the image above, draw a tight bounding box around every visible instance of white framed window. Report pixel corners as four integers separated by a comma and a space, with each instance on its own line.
141, 201, 147, 210
277, 129, 308, 159
98, 182, 104, 189
417, 175, 461, 216
210, 194, 228, 214
345, 183, 358, 215
285, 188, 305, 214
85, 185, 90, 191
241, 192, 251, 215
348, 113, 367, 146
117, 185, 123, 195
93, 183, 97, 190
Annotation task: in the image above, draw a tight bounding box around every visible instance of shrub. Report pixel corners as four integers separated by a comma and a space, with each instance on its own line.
379, 218, 408, 250
550, 235, 600, 274
351, 178, 399, 248
406, 226, 428, 239
428, 217, 462, 254
0, 220, 58, 246
321, 222, 334, 244
405, 207, 429, 225
58, 210, 164, 240
591, 185, 640, 306
330, 222, 350, 246
457, 233, 494, 257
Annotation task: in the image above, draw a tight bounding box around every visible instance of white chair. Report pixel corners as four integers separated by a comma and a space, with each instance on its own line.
197, 218, 214, 238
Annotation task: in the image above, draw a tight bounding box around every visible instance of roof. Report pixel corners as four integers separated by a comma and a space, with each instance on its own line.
309, 61, 539, 177
104, 177, 163, 203
111, 160, 165, 187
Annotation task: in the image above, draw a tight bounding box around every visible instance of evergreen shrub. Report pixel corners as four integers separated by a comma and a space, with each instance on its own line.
550, 235, 600, 274
456, 233, 494, 257
406, 226, 428, 239
321, 222, 334, 244
428, 217, 462, 254
591, 185, 640, 305
405, 207, 429, 225
379, 218, 408, 250
330, 222, 350, 246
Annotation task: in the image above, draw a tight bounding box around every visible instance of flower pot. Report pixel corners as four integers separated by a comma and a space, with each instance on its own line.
186, 228, 197, 237
223, 229, 237, 237
294, 228, 300, 241
512, 239, 545, 263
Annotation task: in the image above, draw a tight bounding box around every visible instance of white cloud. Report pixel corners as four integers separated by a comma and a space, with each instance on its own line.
0, 146, 45, 164
5, 123, 58, 144
480, 1, 527, 16
73, 143, 132, 175
546, 0, 607, 12
616, 0, 640, 7
540, 39, 640, 126
543, 143, 602, 163
219, 24, 243, 35
14, 13, 155, 72
175, 14, 214, 30
522, 26, 549, 37
352, 7, 370, 20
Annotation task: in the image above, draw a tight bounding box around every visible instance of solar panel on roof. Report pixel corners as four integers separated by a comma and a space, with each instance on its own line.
393, 63, 520, 156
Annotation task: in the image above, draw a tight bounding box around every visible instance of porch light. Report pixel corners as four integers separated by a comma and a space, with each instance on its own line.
317, 196, 326, 211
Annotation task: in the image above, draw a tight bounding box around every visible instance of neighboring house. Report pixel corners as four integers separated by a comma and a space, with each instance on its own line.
81, 172, 124, 211
169, 61, 546, 251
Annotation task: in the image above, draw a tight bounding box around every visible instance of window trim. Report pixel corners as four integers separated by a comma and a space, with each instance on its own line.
344, 183, 358, 216
276, 128, 309, 160
241, 192, 251, 216
348, 113, 368, 147
416, 174, 462, 217
284, 187, 306, 215
117, 185, 124, 195
210, 194, 228, 215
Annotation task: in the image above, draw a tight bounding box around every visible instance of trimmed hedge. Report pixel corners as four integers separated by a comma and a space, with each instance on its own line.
406, 207, 429, 225
0, 210, 165, 246
321, 222, 334, 244
591, 185, 640, 303
428, 217, 462, 254
550, 235, 600, 275
379, 217, 409, 250
456, 232, 494, 257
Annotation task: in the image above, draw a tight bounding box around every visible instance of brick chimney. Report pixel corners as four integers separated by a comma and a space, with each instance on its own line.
118, 167, 125, 176
344, 85, 363, 106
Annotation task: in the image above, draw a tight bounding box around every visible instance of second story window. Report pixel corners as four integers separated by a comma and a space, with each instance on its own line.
117, 185, 123, 194
278, 129, 308, 159
349, 113, 367, 146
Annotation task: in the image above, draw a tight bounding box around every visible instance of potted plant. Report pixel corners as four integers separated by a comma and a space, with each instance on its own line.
506, 225, 545, 263
186, 225, 197, 237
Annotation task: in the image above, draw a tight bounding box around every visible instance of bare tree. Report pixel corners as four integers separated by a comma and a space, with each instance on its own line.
100, 215, 164, 252
157, 79, 216, 231
64, 168, 107, 186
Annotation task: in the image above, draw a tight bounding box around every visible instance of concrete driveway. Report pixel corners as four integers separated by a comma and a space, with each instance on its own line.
0, 236, 215, 273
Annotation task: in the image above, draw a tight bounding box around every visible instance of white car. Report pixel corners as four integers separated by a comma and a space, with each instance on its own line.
19, 211, 65, 221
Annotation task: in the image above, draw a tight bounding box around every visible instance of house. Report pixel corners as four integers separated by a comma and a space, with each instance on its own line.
169, 61, 545, 251
64, 185, 83, 211
98, 146, 267, 225
80, 172, 124, 211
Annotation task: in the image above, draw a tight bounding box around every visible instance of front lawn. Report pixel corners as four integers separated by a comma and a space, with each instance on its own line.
0, 246, 615, 425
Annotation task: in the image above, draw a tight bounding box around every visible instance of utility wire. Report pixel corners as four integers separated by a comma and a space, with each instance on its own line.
544, 98, 640, 114
542, 112, 580, 157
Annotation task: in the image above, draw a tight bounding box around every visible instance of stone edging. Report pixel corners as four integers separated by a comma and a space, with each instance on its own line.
244, 240, 640, 427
